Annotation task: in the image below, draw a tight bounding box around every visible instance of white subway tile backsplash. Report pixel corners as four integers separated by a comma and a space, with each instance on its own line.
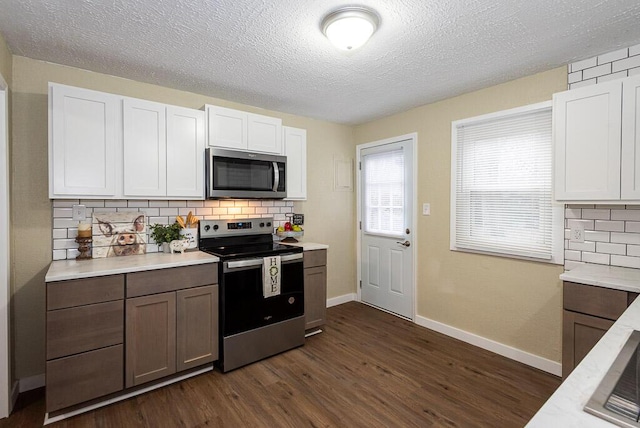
53, 239, 78, 250
613, 55, 640, 73
568, 71, 582, 84
227, 207, 242, 215
611, 232, 640, 245
81, 200, 105, 207
53, 208, 72, 218
583, 63, 612, 80
630, 67, 640, 77
612, 209, 640, 221
145, 208, 160, 216
149, 200, 169, 208
128, 200, 150, 208
564, 260, 584, 271
568, 241, 596, 252
566, 204, 595, 209
204, 200, 219, 208
565, 250, 582, 261
571, 57, 598, 72
249, 201, 263, 207
196, 207, 212, 216
628, 245, 640, 257
595, 220, 625, 232
159, 208, 178, 216
596, 242, 626, 255
242, 207, 256, 214
567, 219, 594, 230
105, 200, 128, 208
564, 208, 582, 219
626, 222, 640, 233
261, 200, 275, 207
598, 48, 628, 64
52, 229, 67, 240
220, 201, 235, 208
67, 249, 80, 259
167, 200, 186, 208
584, 230, 610, 242
234, 200, 248, 207
53, 218, 80, 229
611, 255, 640, 269
255, 207, 269, 214
582, 209, 610, 220
582, 252, 610, 265
598, 70, 628, 83
570, 79, 596, 89
630, 44, 640, 57
52, 250, 67, 261
52, 200, 78, 207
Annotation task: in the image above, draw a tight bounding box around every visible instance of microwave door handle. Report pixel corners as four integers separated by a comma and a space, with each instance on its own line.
272, 162, 280, 192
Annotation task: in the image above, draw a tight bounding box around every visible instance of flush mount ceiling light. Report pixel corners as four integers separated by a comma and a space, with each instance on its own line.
321, 6, 379, 51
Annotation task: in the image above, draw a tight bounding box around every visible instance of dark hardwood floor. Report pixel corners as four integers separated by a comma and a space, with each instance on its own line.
1, 302, 560, 427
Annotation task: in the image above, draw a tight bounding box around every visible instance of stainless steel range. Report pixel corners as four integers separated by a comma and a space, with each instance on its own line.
198, 217, 304, 372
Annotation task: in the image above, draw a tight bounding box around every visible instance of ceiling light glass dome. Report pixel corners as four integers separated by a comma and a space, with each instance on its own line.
321, 7, 379, 51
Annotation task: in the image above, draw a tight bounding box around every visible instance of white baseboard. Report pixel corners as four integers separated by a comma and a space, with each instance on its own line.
415, 315, 562, 376
19, 373, 45, 392
327, 293, 356, 308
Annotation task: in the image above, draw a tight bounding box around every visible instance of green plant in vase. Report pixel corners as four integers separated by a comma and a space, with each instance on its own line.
149, 222, 182, 252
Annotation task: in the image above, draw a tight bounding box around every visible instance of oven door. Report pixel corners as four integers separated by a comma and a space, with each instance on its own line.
206, 148, 286, 199
221, 253, 303, 336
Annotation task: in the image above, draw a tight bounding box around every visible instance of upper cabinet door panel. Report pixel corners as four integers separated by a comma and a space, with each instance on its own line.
554, 81, 622, 200
621, 76, 640, 199
50, 84, 118, 197
207, 105, 247, 150
247, 113, 282, 154
166, 106, 205, 198
283, 126, 307, 200
122, 99, 167, 197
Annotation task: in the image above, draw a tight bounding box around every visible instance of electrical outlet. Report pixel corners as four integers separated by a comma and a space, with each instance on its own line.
422, 203, 431, 216
570, 224, 585, 243
72, 204, 86, 221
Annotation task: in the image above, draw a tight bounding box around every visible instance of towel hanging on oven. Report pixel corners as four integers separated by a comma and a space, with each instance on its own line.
263, 255, 281, 298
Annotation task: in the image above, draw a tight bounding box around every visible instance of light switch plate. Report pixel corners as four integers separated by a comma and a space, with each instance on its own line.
72, 204, 86, 221
422, 203, 431, 216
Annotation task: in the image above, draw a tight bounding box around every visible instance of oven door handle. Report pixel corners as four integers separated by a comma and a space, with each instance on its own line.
225, 253, 303, 270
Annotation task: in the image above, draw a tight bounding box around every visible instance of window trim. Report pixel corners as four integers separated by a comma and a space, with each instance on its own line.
450, 101, 564, 265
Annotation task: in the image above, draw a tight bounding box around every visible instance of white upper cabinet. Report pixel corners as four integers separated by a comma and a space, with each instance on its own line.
49, 83, 119, 198
123, 99, 167, 197
621, 75, 640, 199
166, 106, 205, 198
50, 83, 206, 199
554, 80, 623, 201
283, 126, 307, 200
205, 105, 282, 154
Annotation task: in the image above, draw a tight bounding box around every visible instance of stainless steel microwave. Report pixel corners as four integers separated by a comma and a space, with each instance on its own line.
205, 148, 286, 199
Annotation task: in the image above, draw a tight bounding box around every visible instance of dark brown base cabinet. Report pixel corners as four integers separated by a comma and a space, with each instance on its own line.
303, 250, 327, 331
563, 281, 638, 378
45, 263, 218, 414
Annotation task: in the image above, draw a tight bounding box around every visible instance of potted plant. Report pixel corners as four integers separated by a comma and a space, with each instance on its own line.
149, 222, 182, 253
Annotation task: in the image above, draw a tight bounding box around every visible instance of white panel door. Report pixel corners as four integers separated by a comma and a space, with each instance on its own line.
553, 81, 622, 200
621, 75, 640, 199
50, 84, 118, 197
283, 126, 307, 200
123, 99, 167, 197
247, 113, 282, 154
359, 138, 414, 319
206, 105, 247, 150
166, 106, 205, 198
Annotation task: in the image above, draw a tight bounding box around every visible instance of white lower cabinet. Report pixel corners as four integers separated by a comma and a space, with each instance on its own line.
283, 126, 307, 200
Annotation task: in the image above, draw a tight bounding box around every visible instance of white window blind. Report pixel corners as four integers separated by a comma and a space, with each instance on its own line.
451, 103, 562, 262
364, 149, 404, 236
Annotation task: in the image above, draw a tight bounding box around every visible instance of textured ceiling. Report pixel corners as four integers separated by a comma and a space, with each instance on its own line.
1, 0, 640, 125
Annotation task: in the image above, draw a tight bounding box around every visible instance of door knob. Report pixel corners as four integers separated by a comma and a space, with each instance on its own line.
396, 240, 411, 247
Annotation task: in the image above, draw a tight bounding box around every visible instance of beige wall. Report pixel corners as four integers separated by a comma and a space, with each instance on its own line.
354, 67, 568, 362
0, 33, 12, 87
10, 56, 356, 379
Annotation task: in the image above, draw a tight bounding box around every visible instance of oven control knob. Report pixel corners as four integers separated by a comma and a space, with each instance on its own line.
267, 222, 272, 227
288, 297, 295, 304
260, 222, 265, 228
213, 225, 219, 231
204, 225, 210, 231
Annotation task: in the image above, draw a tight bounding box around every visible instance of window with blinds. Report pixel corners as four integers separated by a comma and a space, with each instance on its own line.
364, 149, 405, 236
450, 102, 563, 263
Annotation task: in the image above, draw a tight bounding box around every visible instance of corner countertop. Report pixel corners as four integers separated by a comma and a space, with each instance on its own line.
527, 265, 640, 427
280, 241, 329, 251
560, 264, 640, 293
46, 251, 219, 282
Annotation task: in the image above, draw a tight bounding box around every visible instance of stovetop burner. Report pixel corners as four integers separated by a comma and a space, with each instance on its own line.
198, 216, 302, 260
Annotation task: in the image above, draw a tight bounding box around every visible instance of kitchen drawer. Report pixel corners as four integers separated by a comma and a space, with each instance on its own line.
303, 250, 327, 269
46, 344, 123, 412
563, 282, 628, 320
47, 274, 124, 310
47, 300, 124, 360
127, 263, 218, 298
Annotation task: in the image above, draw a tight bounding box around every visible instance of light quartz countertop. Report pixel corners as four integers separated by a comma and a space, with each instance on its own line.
280, 241, 329, 251
46, 251, 219, 282
527, 264, 640, 427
